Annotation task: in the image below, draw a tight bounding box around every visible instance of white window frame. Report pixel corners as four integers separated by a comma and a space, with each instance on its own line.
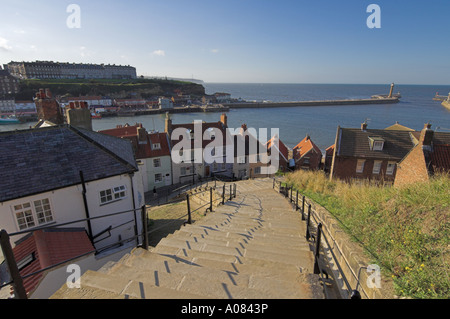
372, 160, 382, 175
373, 141, 384, 151
356, 160, 366, 173
155, 173, 163, 183
152, 143, 161, 150
386, 161, 396, 175
12, 198, 54, 231
153, 158, 161, 168
100, 185, 127, 205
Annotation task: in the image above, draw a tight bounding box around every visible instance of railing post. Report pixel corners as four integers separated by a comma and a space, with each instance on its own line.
229, 185, 232, 201
279, 182, 282, 193
209, 187, 213, 212
186, 194, 192, 224
290, 187, 293, 203
141, 206, 149, 250
314, 223, 323, 274
222, 184, 225, 205
295, 190, 299, 211
302, 196, 306, 220
306, 204, 312, 240
233, 184, 237, 198
0, 230, 27, 299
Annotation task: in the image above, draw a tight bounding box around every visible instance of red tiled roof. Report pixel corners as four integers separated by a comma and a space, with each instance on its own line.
136, 132, 171, 158
12, 229, 94, 296
293, 136, 322, 161
100, 125, 171, 159
430, 144, 450, 171
266, 136, 289, 162
171, 121, 229, 149
326, 144, 335, 156
100, 125, 139, 138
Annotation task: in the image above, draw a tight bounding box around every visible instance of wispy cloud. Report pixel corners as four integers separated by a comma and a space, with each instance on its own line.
0, 37, 12, 51
152, 49, 165, 57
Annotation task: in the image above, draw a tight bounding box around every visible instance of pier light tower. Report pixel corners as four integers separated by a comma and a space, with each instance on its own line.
388, 83, 395, 98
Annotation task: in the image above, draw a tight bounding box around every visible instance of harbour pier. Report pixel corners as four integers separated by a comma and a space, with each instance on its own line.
224, 97, 400, 109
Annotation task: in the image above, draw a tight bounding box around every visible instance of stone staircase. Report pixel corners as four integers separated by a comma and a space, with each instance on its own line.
51, 178, 324, 299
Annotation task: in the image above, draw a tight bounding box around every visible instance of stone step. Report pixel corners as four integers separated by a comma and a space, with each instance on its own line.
167, 230, 311, 251
153, 238, 315, 269
101, 256, 307, 299
198, 219, 305, 234
199, 214, 303, 228
179, 224, 304, 239
50, 283, 134, 299
72, 270, 211, 299
128, 249, 306, 280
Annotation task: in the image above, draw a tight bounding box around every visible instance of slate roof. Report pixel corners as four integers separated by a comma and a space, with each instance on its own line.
335, 128, 416, 160
0, 125, 137, 202
12, 228, 94, 296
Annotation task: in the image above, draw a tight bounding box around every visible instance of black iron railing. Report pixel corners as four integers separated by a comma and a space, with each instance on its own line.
273, 179, 364, 299
0, 205, 147, 299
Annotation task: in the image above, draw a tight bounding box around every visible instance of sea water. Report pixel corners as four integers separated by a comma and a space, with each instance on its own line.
3, 83, 449, 151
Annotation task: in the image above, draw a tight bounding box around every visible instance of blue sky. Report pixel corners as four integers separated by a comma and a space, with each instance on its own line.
0, 0, 449, 84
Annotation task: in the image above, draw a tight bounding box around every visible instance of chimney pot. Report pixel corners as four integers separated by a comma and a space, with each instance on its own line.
361, 122, 368, 131
420, 123, 434, 146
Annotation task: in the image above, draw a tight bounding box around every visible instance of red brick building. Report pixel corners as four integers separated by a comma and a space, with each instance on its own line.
329, 122, 416, 184
266, 135, 290, 172
34, 89, 64, 125
293, 135, 323, 171
395, 124, 450, 187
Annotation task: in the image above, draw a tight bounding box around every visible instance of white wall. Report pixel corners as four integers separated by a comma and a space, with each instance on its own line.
0, 173, 145, 254
30, 245, 133, 299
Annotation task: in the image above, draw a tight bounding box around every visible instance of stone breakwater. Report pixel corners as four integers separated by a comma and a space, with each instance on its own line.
224, 97, 400, 109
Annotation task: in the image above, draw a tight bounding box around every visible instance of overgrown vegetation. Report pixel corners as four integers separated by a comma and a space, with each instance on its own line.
15, 78, 205, 100
284, 170, 449, 299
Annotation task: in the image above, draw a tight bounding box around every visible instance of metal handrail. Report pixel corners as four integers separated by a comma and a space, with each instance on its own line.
0, 206, 145, 299
9, 207, 141, 237
274, 179, 364, 299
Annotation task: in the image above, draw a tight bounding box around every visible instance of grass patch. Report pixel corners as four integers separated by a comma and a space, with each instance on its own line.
285, 170, 450, 299
145, 199, 210, 247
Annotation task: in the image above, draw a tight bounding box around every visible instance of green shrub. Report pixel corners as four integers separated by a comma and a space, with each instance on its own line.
285, 170, 450, 299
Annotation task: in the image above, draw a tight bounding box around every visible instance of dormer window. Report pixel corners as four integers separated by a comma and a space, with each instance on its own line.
152, 143, 161, 150
369, 137, 385, 151
206, 128, 216, 140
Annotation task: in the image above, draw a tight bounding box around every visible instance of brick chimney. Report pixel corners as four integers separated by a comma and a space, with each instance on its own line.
164, 112, 172, 134
66, 101, 93, 131
240, 124, 247, 135
34, 88, 64, 125
361, 122, 368, 131
137, 125, 147, 144
419, 123, 434, 146
220, 113, 228, 128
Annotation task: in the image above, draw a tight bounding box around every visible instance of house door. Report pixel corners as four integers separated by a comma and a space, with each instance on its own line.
165, 174, 171, 186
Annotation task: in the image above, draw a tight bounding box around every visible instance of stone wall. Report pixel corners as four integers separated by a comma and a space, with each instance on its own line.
305, 198, 396, 299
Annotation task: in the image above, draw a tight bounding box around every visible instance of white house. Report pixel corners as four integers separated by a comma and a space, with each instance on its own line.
0, 125, 146, 297
100, 124, 173, 192
166, 113, 234, 184
0, 124, 145, 260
